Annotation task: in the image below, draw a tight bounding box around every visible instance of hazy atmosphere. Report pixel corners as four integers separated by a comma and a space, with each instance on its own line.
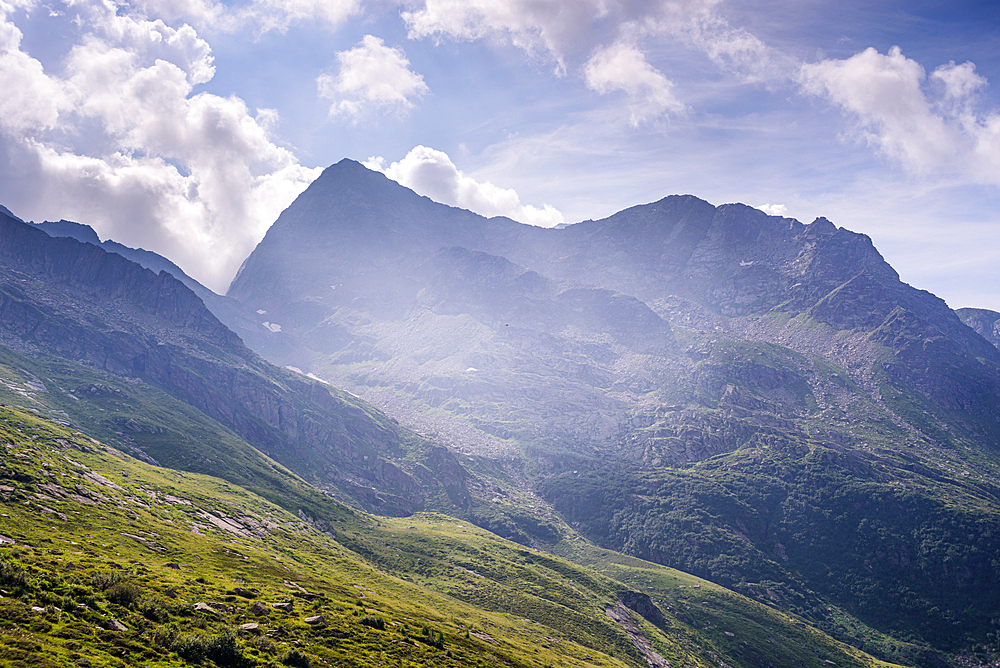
1, 0, 998, 308
4, 3, 1000, 667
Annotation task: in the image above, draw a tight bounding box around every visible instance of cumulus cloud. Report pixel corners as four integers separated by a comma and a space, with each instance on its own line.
0, 2, 320, 292
364, 145, 564, 227
399, 0, 796, 124
0, 14, 64, 133
400, 0, 789, 82
318, 35, 428, 119
932, 60, 986, 110
756, 203, 787, 216
799, 46, 1000, 184
584, 41, 686, 125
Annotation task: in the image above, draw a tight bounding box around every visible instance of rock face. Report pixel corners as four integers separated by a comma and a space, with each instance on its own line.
0, 208, 473, 516
618, 590, 667, 628
32, 218, 298, 362
227, 159, 1000, 452
957, 307, 1000, 350
1, 212, 239, 351
223, 160, 1000, 659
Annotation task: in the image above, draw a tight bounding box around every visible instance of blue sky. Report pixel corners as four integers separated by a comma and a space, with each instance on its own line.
0, 0, 998, 311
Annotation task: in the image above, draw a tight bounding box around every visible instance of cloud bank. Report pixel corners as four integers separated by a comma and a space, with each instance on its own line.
0, 0, 319, 293
365, 146, 564, 227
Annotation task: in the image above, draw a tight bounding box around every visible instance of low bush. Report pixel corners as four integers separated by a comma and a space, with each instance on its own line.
280, 648, 311, 668
105, 581, 143, 607
205, 628, 250, 668
139, 597, 170, 623
360, 615, 385, 630
0, 558, 29, 591
90, 571, 125, 591
151, 622, 179, 647
173, 632, 211, 663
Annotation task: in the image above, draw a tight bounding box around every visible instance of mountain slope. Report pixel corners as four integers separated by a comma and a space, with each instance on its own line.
223, 160, 1000, 665
0, 207, 486, 518
957, 307, 1000, 350
31, 218, 298, 362
0, 405, 905, 668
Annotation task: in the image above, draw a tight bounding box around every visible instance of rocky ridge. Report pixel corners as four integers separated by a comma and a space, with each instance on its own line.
0, 208, 478, 517
222, 160, 1000, 664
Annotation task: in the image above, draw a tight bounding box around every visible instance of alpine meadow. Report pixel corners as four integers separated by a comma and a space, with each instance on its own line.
1, 2, 1000, 668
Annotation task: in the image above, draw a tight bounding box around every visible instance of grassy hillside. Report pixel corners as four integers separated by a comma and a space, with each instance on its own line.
0, 405, 903, 668
0, 343, 562, 549
539, 444, 1000, 665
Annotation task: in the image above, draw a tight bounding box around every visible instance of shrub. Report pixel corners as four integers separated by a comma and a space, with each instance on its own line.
280, 648, 311, 668
205, 628, 250, 668
105, 581, 142, 607
90, 572, 125, 591
173, 633, 211, 663
151, 623, 179, 648
422, 626, 445, 649
360, 615, 385, 630
0, 559, 29, 591
248, 635, 276, 655
139, 597, 169, 623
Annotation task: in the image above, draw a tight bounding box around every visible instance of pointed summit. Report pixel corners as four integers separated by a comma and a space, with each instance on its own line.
806, 216, 837, 235
279, 158, 423, 226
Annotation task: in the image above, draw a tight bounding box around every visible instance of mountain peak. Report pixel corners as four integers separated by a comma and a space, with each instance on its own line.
32, 219, 102, 245
0, 204, 24, 224
316, 157, 394, 190
807, 216, 837, 235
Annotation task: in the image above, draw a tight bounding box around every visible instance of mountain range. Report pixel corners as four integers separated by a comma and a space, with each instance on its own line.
1, 159, 998, 668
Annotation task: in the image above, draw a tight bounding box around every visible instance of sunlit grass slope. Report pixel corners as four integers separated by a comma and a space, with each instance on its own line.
0, 406, 904, 668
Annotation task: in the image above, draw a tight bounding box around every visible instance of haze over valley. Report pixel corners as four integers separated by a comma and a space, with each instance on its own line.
1, 2, 999, 667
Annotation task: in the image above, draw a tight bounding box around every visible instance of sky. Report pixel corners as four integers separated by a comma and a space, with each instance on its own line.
0, 0, 998, 310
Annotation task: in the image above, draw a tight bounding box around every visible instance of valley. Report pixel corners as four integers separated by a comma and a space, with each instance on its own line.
1, 164, 998, 667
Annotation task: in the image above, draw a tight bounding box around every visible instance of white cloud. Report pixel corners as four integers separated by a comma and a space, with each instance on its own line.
364, 145, 564, 227
799, 46, 1000, 185
584, 41, 686, 125
757, 203, 787, 216
126, 0, 362, 34
932, 60, 986, 104
673, 5, 794, 85
401, 0, 790, 85
0, 4, 320, 292
0, 15, 65, 133
318, 35, 428, 119
401, 0, 615, 74
247, 0, 362, 33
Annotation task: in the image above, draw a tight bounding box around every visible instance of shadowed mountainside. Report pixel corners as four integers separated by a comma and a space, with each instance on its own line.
223, 160, 1000, 666
958, 307, 1000, 350
0, 208, 483, 518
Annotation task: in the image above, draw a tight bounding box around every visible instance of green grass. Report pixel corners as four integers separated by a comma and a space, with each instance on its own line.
0, 405, 907, 668
538, 442, 1000, 665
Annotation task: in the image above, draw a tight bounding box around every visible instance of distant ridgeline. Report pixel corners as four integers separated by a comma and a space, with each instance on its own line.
2, 161, 999, 668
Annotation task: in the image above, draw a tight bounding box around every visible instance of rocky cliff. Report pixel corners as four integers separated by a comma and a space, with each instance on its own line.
958, 307, 1000, 350
223, 160, 1000, 663
0, 208, 472, 516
